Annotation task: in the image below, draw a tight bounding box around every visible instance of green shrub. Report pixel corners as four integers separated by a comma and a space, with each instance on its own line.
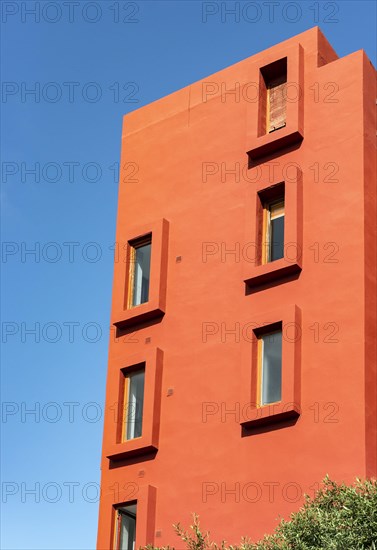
144, 477, 377, 550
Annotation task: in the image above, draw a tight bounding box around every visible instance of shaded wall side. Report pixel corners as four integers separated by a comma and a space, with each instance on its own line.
363, 52, 377, 477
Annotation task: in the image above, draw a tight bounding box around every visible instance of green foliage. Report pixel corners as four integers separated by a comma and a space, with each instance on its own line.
144, 477, 377, 550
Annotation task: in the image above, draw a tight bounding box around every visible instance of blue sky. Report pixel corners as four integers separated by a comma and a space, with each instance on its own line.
1, 1, 376, 548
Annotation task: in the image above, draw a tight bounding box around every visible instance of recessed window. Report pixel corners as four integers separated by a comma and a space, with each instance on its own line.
122, 368, 145, 441
263, 198, 285, 263
128, 236, 151, 308
258, 330, 282, 405
114, 503, 136, 550
260, 58, 287, 135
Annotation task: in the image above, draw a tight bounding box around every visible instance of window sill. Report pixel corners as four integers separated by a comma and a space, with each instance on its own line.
113, 303, 164, 329
106, 441, 158, 461
247, 128, 303, 161
244, 258, 302, 289
240, 402, 300, 429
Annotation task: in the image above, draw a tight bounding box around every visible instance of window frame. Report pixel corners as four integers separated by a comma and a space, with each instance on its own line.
260, 57, 287, 136
257, 329, 283, 407
113, 503, 137, 550
121, 366, 145, 442
127, 235, 152, 309
262, 197, 285, 264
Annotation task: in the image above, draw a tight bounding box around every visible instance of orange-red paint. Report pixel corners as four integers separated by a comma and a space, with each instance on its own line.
97, 27, 377, 549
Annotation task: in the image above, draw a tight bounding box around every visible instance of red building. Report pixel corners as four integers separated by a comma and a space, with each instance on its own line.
97, 27, 377, 549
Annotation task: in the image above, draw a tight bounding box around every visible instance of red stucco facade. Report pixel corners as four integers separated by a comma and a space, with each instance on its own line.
97, 27, 377, 549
